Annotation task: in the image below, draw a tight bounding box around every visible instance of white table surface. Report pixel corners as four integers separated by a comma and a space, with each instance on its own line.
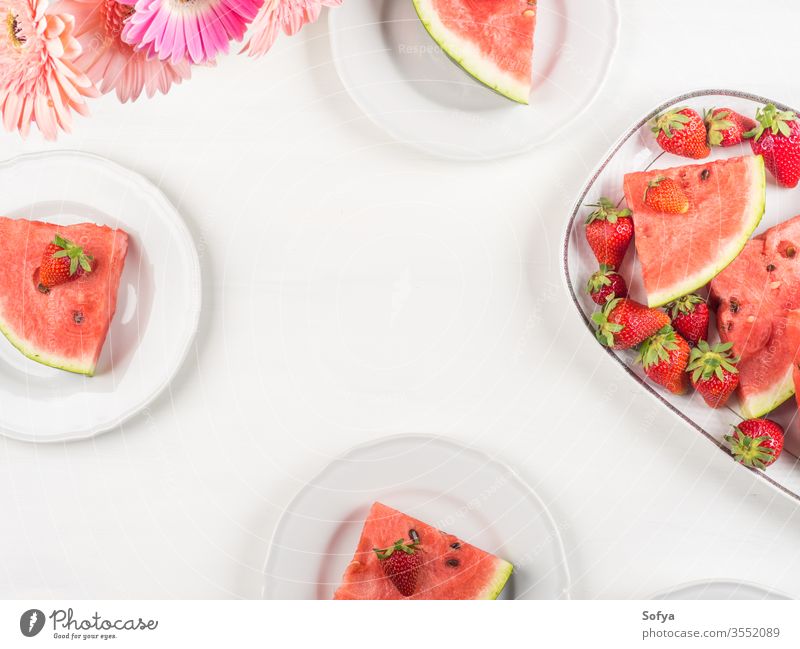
2, 0, 800, 599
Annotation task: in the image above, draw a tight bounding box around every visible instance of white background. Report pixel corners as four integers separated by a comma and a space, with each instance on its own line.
1, 0, 800, 599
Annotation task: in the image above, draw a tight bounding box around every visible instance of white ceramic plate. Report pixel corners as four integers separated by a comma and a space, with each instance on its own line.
563, 90, 800, 504
263, 434, 571, 599
329, 0, 620, 160
0, 151, 201, 442
653, 579, 791, 600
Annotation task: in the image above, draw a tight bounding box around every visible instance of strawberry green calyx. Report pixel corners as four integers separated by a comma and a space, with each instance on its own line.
704, 108, 734, 146
643, 176, 667, 202
52, 234, 93, 276
586, 264, 614, 293
585, 197, 631, 225
636, 325, 679, 370
686, 339, 738, 382
744, 103, 798, 141
724, 426, 776, 470
650, 107, 691, 138
591, 297, 624, 347
666, 293, 704, 319
373, 538, 419, 560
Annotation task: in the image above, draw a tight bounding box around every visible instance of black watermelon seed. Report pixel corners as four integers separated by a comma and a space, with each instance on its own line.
37, 283, 50, 294
450, 542, 461, 550
701, 169, 710, 180
767, 264, 776, 272
445, 558, 460, 568
73, 311, 84, 325
408, 529, 420, 543
729, 299, 739, 313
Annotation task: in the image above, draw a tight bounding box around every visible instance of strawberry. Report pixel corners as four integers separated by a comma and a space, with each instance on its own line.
586, 264, 628, 305
636, 326, 691, 395
374, 538, 422, 597
665, 294, 709, 345
745, 103, 800, 188
651, 107, 710, 159
38, 235, 93, 289
704, 107, 756, 147
643, 176, 689, 214
725, 419, 784, 470
686, 340, 739, 408
592, 298, 670, 350
584, 197, 634, 268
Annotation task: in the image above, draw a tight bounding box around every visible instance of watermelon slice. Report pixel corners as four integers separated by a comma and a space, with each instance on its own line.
711, 214, 800, 418
0, 217, 129, 376
412, 0, 537, 104
623, 155, 766, 307
333, 502, 513, 599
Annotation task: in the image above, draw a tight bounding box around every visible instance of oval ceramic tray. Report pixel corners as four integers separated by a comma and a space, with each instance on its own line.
563, 90, 800, 504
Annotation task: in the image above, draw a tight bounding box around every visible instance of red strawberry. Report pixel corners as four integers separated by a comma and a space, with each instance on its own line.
592, 298, 670, 350
586, 265, 628, 305
643, 176, 689, 214
686, 340, 739, 408
665, 294, 709, 345
704, 107, 757, 147
651, 107, 710, 159
38, 234, 93, 289
725, 419, 784, 470
745, 103, 800, 188
584, 197, 634, 269
636, 326, 691, 395
374, 538, 422, 597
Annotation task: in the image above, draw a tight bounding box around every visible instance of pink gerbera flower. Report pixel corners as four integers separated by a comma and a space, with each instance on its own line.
51, 0, 191, 103
122, 0, 263, 64
242, 0, 342, 58
0, 0, 98, 139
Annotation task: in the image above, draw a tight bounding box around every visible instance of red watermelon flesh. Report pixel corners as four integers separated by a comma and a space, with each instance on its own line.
623, 155, 765, 307
0, 217, 129, 376
711, 214, 800, 418
333, 502, 513, 600
412, 0, 537, 104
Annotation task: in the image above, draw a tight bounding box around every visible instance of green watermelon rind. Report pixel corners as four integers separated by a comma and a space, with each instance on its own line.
739, 365, 795, 420
479, 558, 514, 599
0, 316, 94, 376
411, 0, 531, 105
646, 155, 767, 308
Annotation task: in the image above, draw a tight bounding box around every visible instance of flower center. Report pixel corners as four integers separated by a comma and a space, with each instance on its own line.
6, 12, 25, 47
102, 0, 134, 38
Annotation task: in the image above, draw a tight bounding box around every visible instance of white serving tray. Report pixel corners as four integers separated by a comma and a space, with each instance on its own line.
563, 90, 800, 504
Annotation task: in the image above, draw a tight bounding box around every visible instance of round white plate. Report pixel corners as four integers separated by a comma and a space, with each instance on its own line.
329, 0, 620, 160
263, 434, 571, 599
0, 151, 201, 442
653, 579, 791, 600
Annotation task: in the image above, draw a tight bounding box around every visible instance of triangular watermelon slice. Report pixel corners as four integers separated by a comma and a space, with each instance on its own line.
412, 0, 537, 104
0, 217, 129, 376
623, 155, 765, 307
333, 502, 513, 599
711, 215, 800, 418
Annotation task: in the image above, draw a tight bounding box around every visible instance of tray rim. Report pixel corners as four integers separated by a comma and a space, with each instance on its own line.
561, 88, 800, 506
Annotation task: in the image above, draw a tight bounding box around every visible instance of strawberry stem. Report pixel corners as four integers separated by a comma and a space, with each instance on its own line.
744, 103, 797, 141
724, 427, 775, 470
373, 538, 419, 560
